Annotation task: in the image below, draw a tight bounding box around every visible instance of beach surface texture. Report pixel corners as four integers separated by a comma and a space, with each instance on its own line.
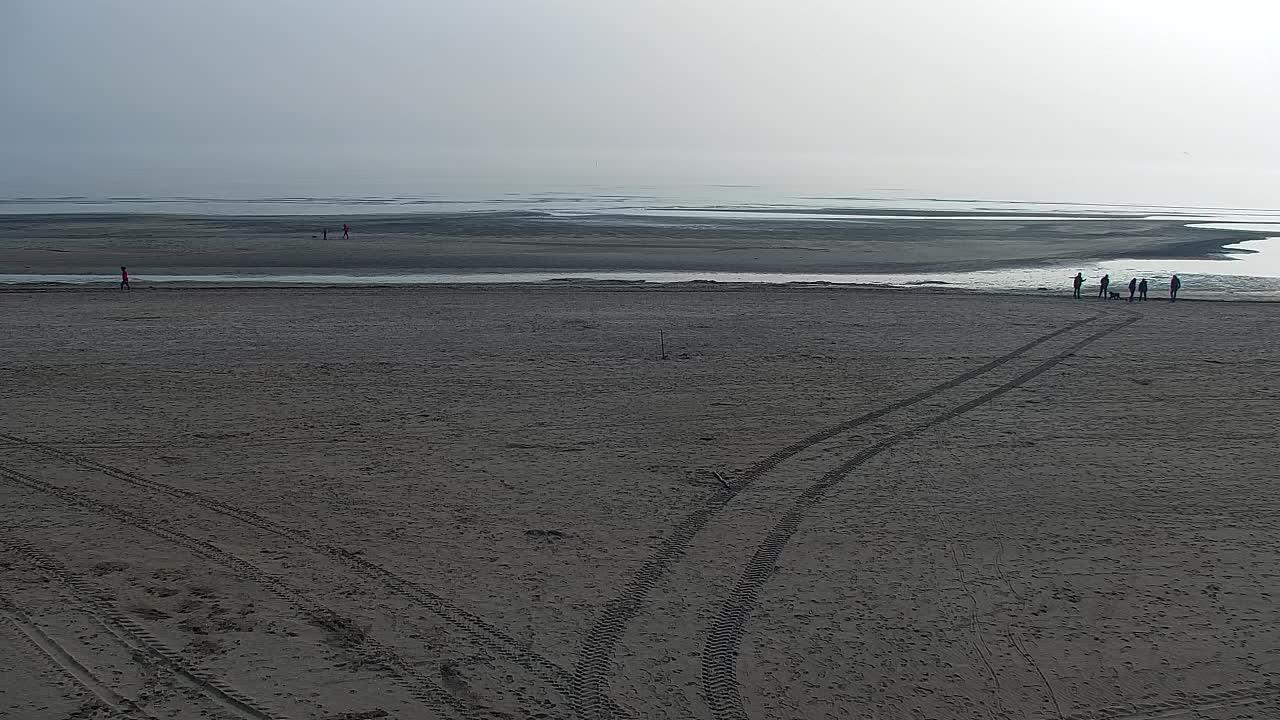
1, 211, 1252, 276
2, 285, 1278, 719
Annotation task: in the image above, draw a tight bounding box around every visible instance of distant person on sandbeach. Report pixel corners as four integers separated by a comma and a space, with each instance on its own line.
1098, 274, 1110, 299
1072, 272, 1084, 299
342, 223, 350, 240
1128, 277, 1137, 302
322, 228, 328, 240
1170, 274, 1181, 301
120, 266, 130, 291
1138, 278, 1148, 300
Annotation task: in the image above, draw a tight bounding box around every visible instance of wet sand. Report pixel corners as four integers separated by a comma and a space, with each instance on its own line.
2, 286, 1279, 719
0, 211, 1254, 277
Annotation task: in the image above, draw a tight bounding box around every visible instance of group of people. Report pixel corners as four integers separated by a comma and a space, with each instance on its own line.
118, 223, 355, 291
1072, 272, 1181, 302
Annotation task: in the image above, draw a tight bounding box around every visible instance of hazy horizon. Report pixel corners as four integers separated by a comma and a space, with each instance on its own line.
4, 1, 1279, 208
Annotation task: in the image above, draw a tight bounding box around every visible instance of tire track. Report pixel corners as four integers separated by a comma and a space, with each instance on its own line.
0, 431, 580, 710
1, 532, 284, 720
570, 314, 1100, 719
0, 462, 475, 720
701, 315, 1138, 720
0, 594, 159, 720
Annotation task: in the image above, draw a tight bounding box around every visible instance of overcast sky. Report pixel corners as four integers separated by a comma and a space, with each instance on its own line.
3, 1, 1278, 205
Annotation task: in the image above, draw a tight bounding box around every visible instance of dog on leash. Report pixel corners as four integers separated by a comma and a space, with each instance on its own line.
1108, 291, 1122, 299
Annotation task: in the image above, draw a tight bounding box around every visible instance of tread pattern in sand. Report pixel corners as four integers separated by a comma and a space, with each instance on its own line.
0, 461, 472, 719
1, 532, 284, 720
0, 431, 595, 716
0, 594, 157, 719
701, 315, 1140, 720
571, 313, 1105, 719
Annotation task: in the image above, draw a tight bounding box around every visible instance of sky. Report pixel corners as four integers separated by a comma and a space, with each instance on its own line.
2, 1, 1279, 206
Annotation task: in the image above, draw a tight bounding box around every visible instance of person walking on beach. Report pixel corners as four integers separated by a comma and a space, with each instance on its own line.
322, 227, 328, 240
1098, 274, 1110, 299
1170, 274, 1182, 301
342, 223, 350, 240
1072, 272, 1084, 299
1138, 278, 1148, 300
1128, 277, 1137, 302
120, 266, 130, 292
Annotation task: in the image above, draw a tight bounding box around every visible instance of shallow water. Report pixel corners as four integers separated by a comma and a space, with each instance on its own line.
5, 190, 1280, 299
6, 237, 1280, 300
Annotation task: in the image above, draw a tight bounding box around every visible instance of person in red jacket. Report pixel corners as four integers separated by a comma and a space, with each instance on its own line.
120, 266, 130, 292
342, 223, 350, 240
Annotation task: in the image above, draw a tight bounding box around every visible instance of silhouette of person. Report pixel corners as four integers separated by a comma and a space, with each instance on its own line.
120, 266, 130, 292
342, 223, 350, 240
322, 228, 328, 240
1072, 272, 1084, 299
1128, 277, 1137, 302
1098, 274, 1110, 299
1170, 274, 1181, 301
1138, 278, 1148, 300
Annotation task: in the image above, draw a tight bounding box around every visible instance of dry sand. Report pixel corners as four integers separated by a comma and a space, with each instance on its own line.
1, 285, 1278, 719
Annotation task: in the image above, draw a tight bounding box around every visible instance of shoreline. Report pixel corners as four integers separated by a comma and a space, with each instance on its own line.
0, 210, 1260, 277
2, 280, 1277, 303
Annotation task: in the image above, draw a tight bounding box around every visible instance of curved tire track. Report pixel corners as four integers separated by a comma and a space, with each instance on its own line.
0, 431, 578, 710
0, 594, 160, 720
700, 315, 1138, 720
0, 463, 474, 720
571, 314, 1100, 719
1, 533, 284, 720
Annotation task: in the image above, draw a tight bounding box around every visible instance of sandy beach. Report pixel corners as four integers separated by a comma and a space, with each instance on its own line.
0, 211, 1255, 277
3, 285, 1279, 719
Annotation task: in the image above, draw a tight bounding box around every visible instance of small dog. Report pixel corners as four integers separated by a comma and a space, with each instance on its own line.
1108, 291, 1122, 299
